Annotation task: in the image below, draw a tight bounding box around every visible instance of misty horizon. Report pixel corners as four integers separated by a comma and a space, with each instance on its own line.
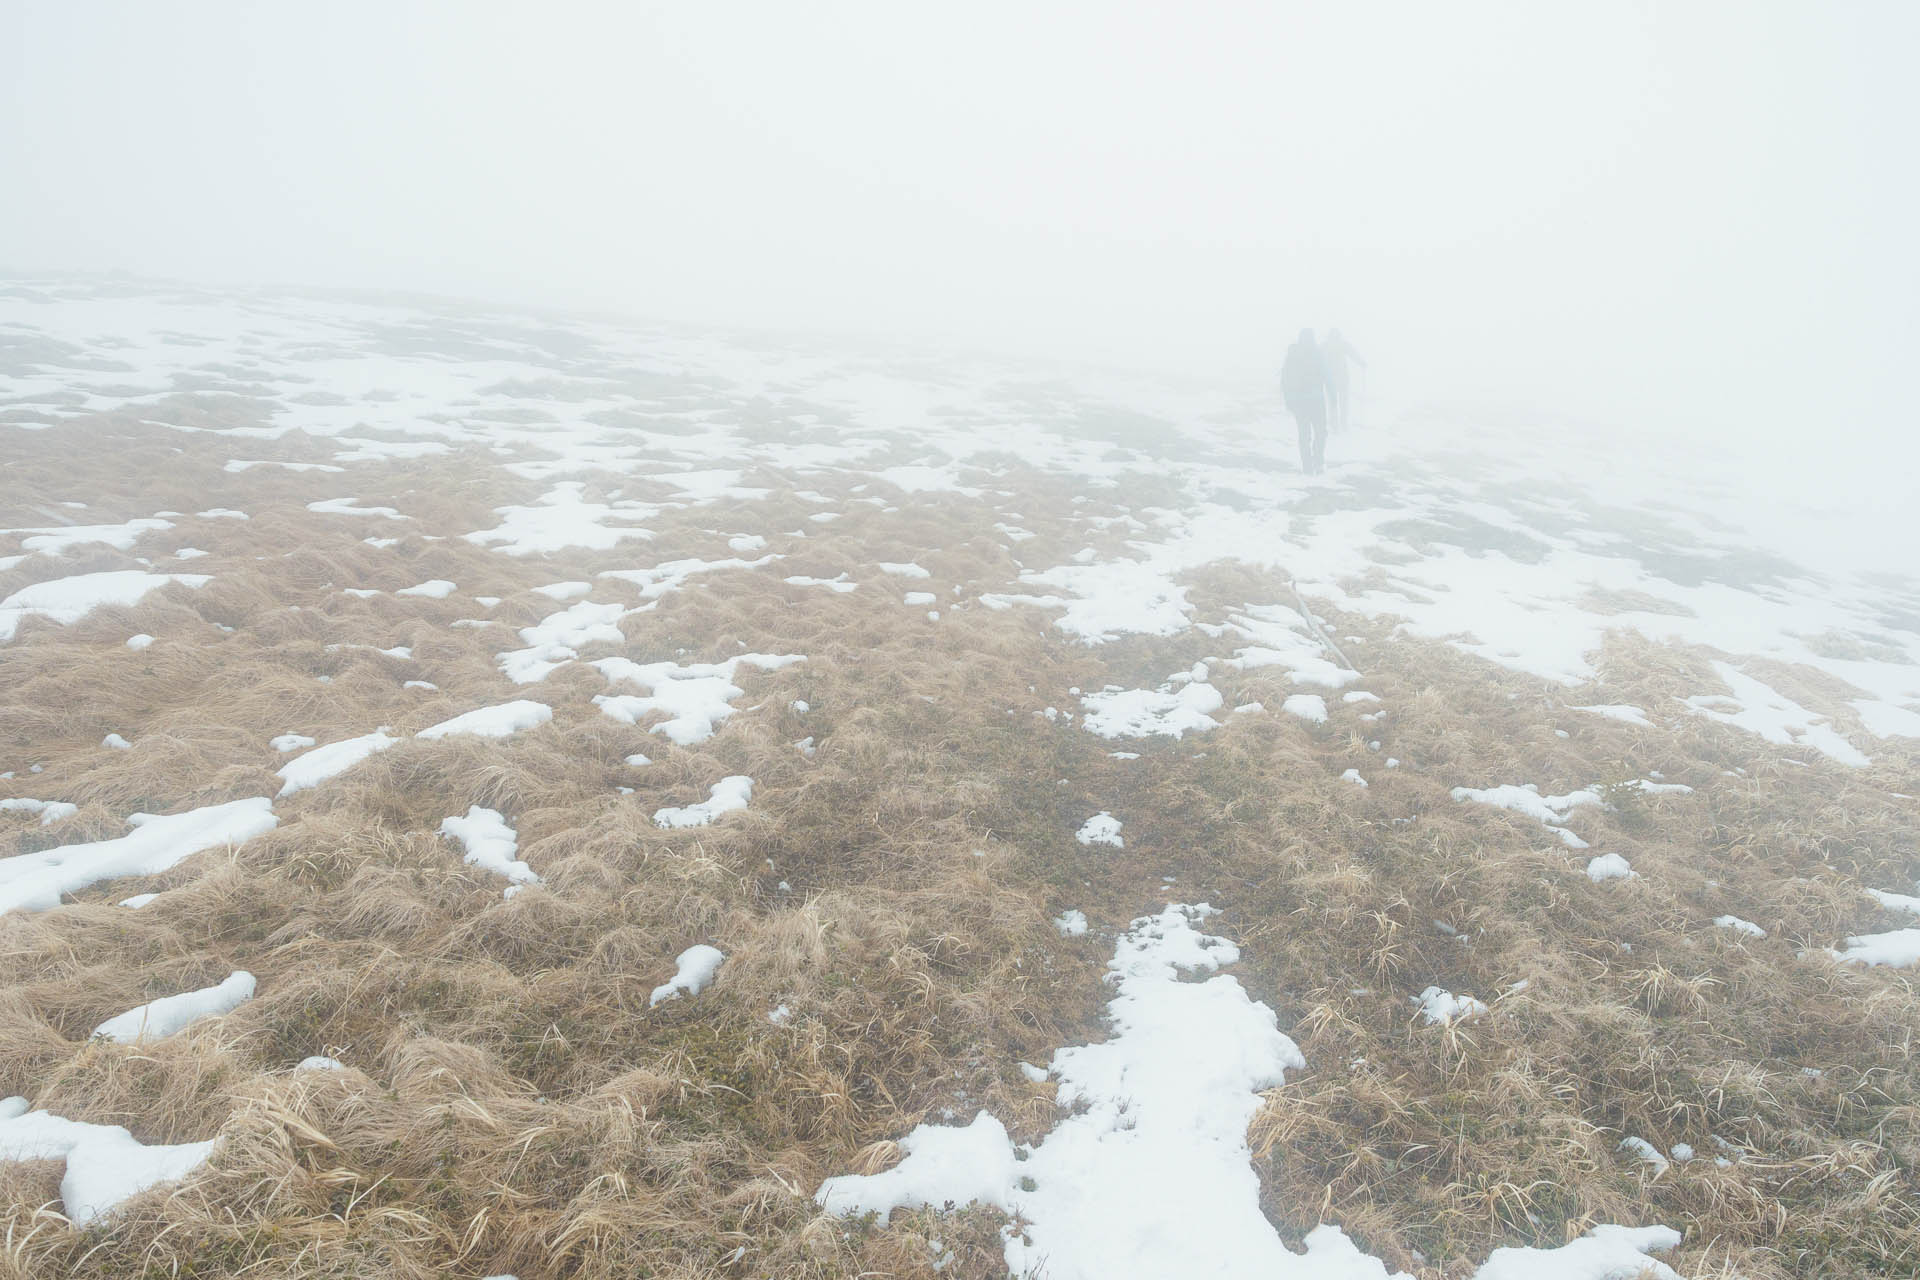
6, 2, 1917, 464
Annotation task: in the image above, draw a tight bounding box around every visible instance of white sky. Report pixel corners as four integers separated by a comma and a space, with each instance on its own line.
4, 2, 1916, 479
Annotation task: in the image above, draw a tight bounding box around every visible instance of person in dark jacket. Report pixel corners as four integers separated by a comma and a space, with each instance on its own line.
1281, 328, 1328, 475
1320, 328, 1365, 429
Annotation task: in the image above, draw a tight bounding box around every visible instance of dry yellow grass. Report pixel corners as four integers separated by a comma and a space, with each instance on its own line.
1, 417, 1917, 1277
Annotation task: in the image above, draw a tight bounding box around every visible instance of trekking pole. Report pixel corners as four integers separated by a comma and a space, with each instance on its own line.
1285, 574, 1358, 674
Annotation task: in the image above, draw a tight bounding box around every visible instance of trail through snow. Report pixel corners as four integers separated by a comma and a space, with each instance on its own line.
817, 905, 1684, 1279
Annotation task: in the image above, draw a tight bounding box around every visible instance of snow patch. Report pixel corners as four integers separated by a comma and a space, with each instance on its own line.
1228, 605, 1362, 688
1, 571, 210, 642
649, 944, 725, 1006
1451, 783, 1602, 849
440, 806, 539, 890
0, 798, 278, 915
653, 776, 753, 828
1282, 693, 1329, 724
985, 559, 1189, 644
499, 598, 628, 683
0, 1099, 218, 1226
416, 700, 552, 740
396, 579, 456, 599
1618, 1135, 1671, 1175
307, 497, 404, 519
465, 482, 651, 556
1685, 661, 1868, 766
818, 1112, 1017, 1218
1571, 703, 1653, 727
0, 798, 78, 825
784, 572, 856, 593
1586, 853, 1636, 883
600, 553, 777, 604
1074, 812, 1123, 848
1079, 682, 1222, 739
1831, 929, 1920, 968
1472, 1225, 1683, 1280
1413, 986, 1488, 1025
93, 971, 255, 1043
275, 729, 397, 795
5, 516, 173, 556
532, 580, 591, 601
592, 654, 804, 744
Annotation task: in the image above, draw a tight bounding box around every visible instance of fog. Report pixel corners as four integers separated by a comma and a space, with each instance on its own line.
6, 2, 1916, 486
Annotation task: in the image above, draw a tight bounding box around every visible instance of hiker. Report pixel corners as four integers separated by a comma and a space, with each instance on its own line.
1281, 328, 1329, 475
1321, 328, 1366, 429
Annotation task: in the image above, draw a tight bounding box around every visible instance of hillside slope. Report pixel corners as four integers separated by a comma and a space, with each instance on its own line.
2, 279, 1917, 1278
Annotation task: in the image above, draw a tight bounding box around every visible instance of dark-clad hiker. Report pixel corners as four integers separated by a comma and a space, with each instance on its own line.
1281, 328, 1329, 475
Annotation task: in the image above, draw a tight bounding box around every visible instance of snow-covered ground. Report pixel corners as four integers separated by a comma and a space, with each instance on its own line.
818, 905, 1685, 1280
3, 277, 1918, 1267
3, 278, 1913, 765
